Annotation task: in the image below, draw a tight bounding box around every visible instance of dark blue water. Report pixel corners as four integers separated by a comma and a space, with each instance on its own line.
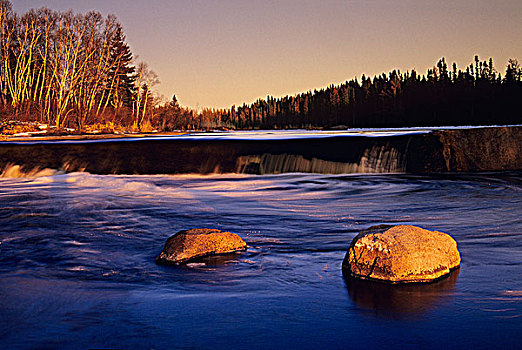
1, 171, 521, 349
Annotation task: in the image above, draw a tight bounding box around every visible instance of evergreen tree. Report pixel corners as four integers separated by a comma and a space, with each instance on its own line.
108, 23, 135, 109
505, 59, 522, 83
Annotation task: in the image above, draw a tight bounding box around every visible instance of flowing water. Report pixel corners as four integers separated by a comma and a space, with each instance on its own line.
1, 165, 522, 347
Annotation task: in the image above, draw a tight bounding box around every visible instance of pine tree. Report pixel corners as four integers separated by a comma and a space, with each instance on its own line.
505, 59, 522, 83
108, 23, 135, 109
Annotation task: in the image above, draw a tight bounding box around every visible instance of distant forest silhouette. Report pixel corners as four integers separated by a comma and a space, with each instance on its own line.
212, 56, 522, 129
1, 0, 521, 132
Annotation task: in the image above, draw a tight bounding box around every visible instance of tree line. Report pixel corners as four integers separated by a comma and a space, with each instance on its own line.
140, 54, 522, 131
1, 0, 521, 132
212, 56, 522, 129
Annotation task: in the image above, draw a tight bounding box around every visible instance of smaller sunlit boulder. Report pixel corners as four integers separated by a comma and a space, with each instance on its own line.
342, 225, 460, 283
156, 228, 247, 265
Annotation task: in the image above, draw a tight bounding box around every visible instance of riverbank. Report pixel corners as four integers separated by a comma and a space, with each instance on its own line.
0, 120, 189, 141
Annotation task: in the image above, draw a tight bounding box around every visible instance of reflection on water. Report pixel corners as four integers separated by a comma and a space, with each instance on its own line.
344, 269, 460, 319
1, 171, 522, 349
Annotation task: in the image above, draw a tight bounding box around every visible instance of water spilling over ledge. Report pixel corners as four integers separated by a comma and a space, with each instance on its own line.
236, 145, 404, 174
1, 126, 521, 176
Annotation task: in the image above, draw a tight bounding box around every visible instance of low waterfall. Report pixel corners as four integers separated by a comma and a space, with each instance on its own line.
1, 145, 404, 176
0, 163, 60, 178
236, 145, 405, 174
2, 127, 518, 175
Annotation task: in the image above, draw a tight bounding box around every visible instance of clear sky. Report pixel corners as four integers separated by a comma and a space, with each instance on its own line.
12, 0, 522, 109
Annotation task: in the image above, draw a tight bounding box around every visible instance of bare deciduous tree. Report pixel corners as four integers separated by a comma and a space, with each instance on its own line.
1, 1, 141, 129
132, 61, 159, 130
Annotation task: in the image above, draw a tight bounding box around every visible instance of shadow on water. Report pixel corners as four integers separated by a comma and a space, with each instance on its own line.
344, 268, 460, 320
158, 252, 245, 269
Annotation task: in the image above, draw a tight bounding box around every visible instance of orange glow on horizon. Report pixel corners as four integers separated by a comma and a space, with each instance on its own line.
13, 0, 522, 109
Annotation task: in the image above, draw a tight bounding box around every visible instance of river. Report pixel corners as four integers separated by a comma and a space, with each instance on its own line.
1, 167, 521, 348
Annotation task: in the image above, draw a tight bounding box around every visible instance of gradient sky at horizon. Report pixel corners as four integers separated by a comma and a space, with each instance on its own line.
12, 0, 522, 109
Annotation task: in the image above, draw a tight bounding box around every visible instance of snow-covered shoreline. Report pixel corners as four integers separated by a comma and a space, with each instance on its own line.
2, 124, 522, 145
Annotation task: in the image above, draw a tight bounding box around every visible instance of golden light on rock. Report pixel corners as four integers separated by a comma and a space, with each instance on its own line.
342, 225, 461, 283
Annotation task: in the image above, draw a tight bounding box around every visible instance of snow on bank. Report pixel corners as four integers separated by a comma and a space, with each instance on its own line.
1, 124, 521, 145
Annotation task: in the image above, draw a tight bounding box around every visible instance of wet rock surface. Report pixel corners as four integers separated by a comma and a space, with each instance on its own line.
156, 228, 247, 265
436, 127, 522, 172
342, 225, 461, 283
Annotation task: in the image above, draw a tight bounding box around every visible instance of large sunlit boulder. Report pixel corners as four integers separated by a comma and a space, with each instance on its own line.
156, 228, 247, 265
342, 225, 460, 283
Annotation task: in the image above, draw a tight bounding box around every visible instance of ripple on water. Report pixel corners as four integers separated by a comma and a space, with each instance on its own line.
0, 171, 522, 348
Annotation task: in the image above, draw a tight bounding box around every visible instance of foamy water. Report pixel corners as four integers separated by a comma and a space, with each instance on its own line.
1, 171, 522, 348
